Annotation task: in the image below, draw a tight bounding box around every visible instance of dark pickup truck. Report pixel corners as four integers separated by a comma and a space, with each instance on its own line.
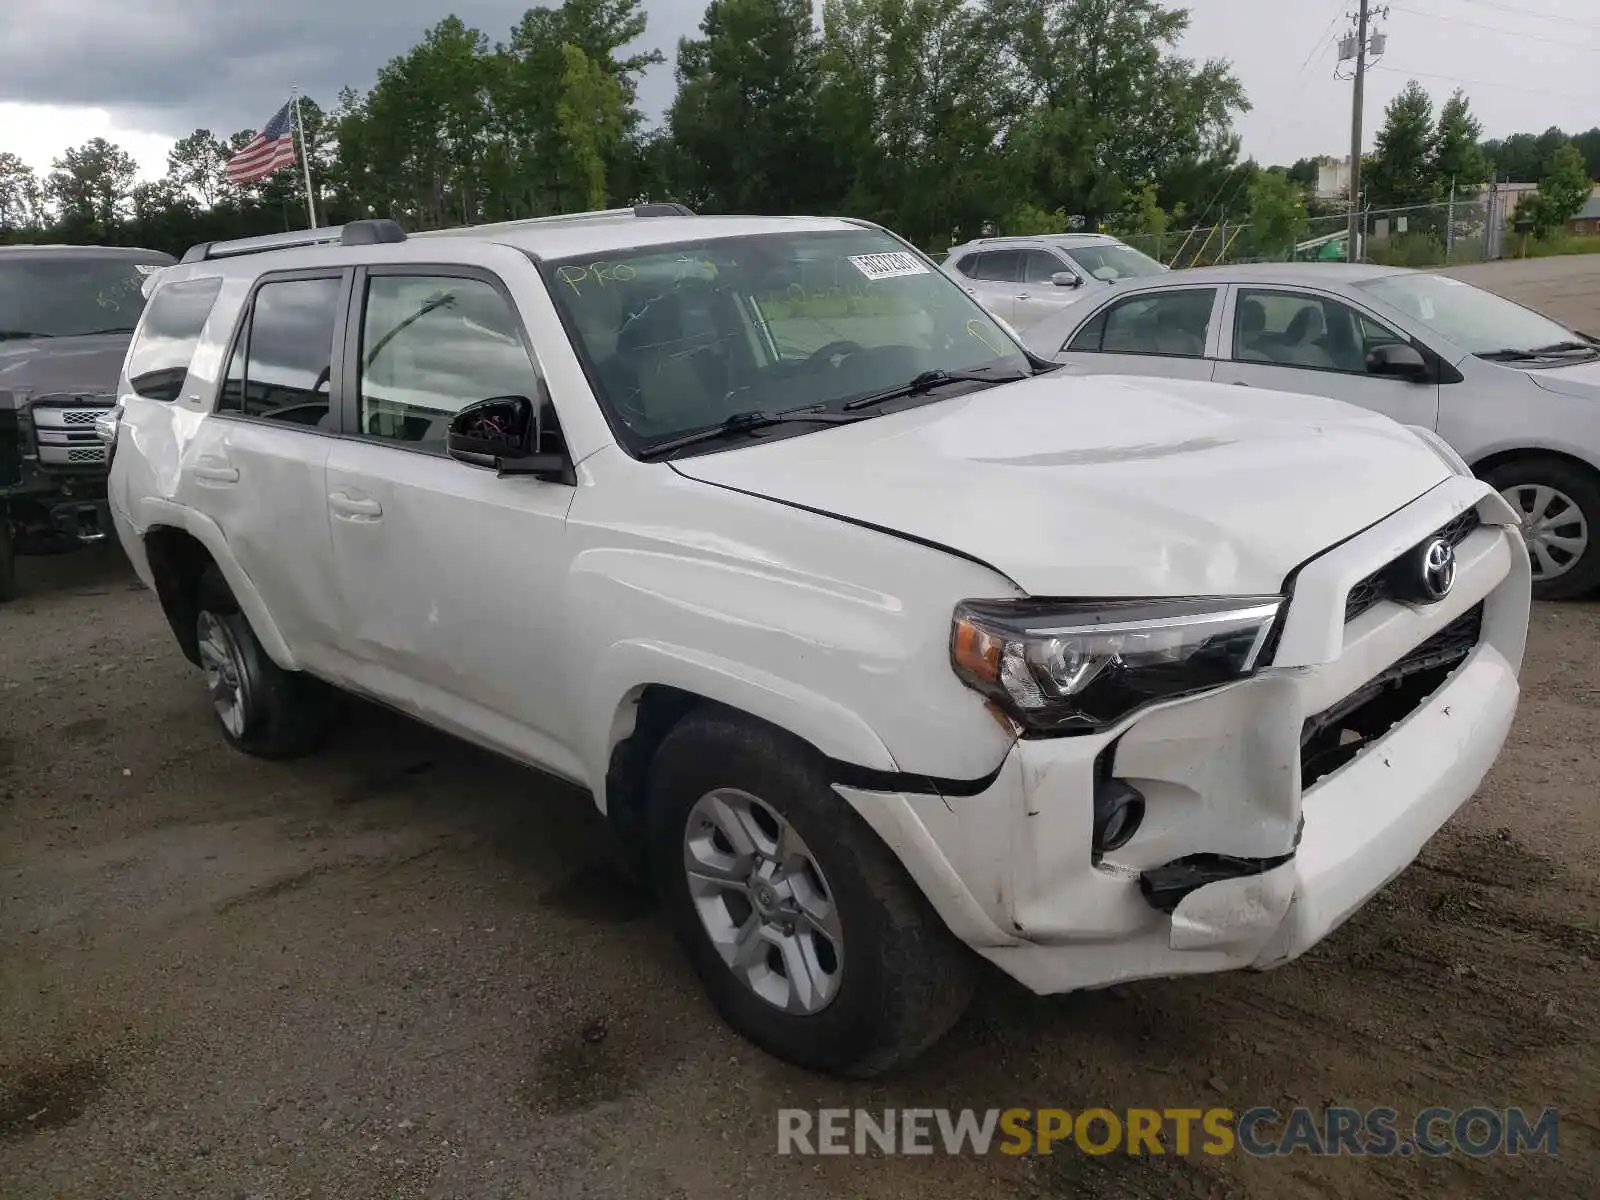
1, 243, 175, 599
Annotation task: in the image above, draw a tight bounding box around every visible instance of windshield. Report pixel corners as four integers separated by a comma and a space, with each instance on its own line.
1063, 243, 1167, 282
1353, 273, 1584, 356
0, 254, 169, 340
541, 228, 1031, 453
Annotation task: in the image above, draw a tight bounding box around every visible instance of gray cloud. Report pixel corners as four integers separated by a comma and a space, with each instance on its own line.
0, 0, 705, 140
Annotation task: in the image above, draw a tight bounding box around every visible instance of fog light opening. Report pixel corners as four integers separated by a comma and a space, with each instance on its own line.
1093, 778, 1146, 855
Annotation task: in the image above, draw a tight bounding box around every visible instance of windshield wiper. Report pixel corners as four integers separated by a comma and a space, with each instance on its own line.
0, 330, 51, 341
1478, 341, 1598, 361
77, 325, 139, 336
841, 366, 1029, 412
637, 405, 871, 460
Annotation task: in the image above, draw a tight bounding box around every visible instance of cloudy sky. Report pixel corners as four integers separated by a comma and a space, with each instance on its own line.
2, 0, 1595, 181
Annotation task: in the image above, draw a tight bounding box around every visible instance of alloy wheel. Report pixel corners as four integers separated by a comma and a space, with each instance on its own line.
682, 787, 844, 1014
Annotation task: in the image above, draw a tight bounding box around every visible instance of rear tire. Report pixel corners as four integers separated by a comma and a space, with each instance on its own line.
647, 708, 977, 1078
1483, 456, 1600, 601
195, 565, 330, 759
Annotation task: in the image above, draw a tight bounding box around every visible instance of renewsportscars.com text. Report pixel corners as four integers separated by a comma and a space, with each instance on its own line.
776, 1106, 1559, 1158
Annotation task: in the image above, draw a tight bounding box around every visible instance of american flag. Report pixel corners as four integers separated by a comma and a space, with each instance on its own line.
226, 99, 298, 185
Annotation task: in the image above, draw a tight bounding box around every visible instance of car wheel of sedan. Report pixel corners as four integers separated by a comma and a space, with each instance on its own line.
195, 564, 331, 758
1485, 456, 1600, 601
647, 707, 977, 1078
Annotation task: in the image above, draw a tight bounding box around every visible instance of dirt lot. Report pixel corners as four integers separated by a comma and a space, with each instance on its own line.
4, 260, 1599, 1199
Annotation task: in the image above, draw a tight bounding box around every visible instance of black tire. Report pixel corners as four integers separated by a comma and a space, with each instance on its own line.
647, 708, 977, 1078
195, 564, 331, 758
1482, 456, 1600, 601
0, 523, 16, 602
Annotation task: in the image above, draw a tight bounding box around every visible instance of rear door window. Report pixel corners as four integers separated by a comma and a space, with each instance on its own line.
216, 276, 343, 427
125, 278, 224, 401
969, 250, 1023, 283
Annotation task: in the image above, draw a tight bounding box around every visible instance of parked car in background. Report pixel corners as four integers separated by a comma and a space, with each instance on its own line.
1023, 262, 1600, 600
103, 210, 1528, 1077
0, 243, 176, 598
939, 233, 1167, 330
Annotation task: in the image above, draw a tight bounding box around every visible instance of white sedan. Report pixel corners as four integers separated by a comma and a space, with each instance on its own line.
1023, 262, 1600, 599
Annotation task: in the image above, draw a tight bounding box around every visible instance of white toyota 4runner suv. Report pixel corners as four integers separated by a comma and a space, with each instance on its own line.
102, 207, 1531, 1078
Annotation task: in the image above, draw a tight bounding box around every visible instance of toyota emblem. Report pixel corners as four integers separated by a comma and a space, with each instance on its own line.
1420, 537, 1456, 601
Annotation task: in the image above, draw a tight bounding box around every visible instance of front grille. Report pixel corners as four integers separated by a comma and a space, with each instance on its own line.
66, 446, 105, 464
61, 410, 100, 426
1301, 603, 1483, 788
1344, 509, 1481, 623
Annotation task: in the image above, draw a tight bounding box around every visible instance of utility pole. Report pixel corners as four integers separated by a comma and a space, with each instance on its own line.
1339, 3, 1387, 263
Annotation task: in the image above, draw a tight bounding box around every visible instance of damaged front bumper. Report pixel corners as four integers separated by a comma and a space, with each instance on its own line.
838, 477, 1530, 995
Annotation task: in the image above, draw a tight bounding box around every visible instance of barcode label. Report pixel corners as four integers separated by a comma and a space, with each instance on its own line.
848, 252, 929, 281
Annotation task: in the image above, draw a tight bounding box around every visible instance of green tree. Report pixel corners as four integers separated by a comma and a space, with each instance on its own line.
1573, 127, 1600, 182
45, 138, 138, 236
1364, 80, 1435, 208
165, 130, 232, 207
1483, 132, 1540, 182
1246, 167, 1307, 258
1527, 143, 1592, 236
1430, 89, 1486, 193
817, 0, 1016, 244
556, 43, 626, 210
0, 153, 45, 233
1284, 158, 1320, 191
999, 0, 1248, 228
669, 0, 826, 213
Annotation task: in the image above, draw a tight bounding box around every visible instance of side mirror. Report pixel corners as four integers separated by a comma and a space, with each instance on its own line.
1366, 342, 1429, 381
1050, 271, 1081, 289
447, 394, 571, 480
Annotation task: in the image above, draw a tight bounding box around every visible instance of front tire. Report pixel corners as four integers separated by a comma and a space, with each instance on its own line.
195, 565, 330, 759
1484, 456, 1600, 601
648, 708, 977, 1078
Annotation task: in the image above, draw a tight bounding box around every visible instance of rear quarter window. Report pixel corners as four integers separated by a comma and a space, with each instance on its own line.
125, 277, 225, 401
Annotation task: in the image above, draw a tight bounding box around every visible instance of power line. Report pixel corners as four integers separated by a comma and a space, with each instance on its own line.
1456, 0, 1600, 31
1369, 64, 1597, 104
1388, 4, 1599, 51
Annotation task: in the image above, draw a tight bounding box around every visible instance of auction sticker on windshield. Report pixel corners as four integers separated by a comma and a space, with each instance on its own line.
849, 252, 929, 281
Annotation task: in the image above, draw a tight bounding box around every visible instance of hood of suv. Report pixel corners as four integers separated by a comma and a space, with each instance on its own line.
669, 373, 1452, 597
0, 333, 131, 402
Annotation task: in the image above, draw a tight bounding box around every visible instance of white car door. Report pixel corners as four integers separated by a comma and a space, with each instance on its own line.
177, 271, 350, 674
321, 265, 584, 781
1049, 285, 1223, 382
1012, 248, 1089, 329
1209, 285, 1441, 429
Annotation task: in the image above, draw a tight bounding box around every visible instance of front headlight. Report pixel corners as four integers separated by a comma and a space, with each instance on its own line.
950, 596, 1283, 734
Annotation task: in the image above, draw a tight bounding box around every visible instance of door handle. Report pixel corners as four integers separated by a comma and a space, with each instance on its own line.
193, 460, 239, 485
1232, 382, 1250, 387
329, 492, 383, 519
1017, 292, 1031, 300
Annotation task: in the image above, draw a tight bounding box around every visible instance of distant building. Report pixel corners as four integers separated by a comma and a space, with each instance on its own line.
1315, 157, 1353, 203
1568, 196, 1600, 237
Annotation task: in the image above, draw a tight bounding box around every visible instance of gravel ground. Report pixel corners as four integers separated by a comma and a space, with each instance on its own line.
3, 259, 1598, 1199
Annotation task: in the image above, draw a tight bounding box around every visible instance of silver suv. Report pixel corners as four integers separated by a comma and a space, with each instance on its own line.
940, 233, 1167, 331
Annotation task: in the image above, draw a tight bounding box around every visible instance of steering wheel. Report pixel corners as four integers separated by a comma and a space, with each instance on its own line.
806, 340, 865, 370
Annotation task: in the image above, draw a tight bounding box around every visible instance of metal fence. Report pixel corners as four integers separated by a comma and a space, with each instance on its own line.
1120, 189, 1513, 270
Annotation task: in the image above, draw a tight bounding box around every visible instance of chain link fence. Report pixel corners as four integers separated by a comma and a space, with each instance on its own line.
1120, 189, 1513, 269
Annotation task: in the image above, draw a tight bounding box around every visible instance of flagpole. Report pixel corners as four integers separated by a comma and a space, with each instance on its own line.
290, 86, 319, 229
